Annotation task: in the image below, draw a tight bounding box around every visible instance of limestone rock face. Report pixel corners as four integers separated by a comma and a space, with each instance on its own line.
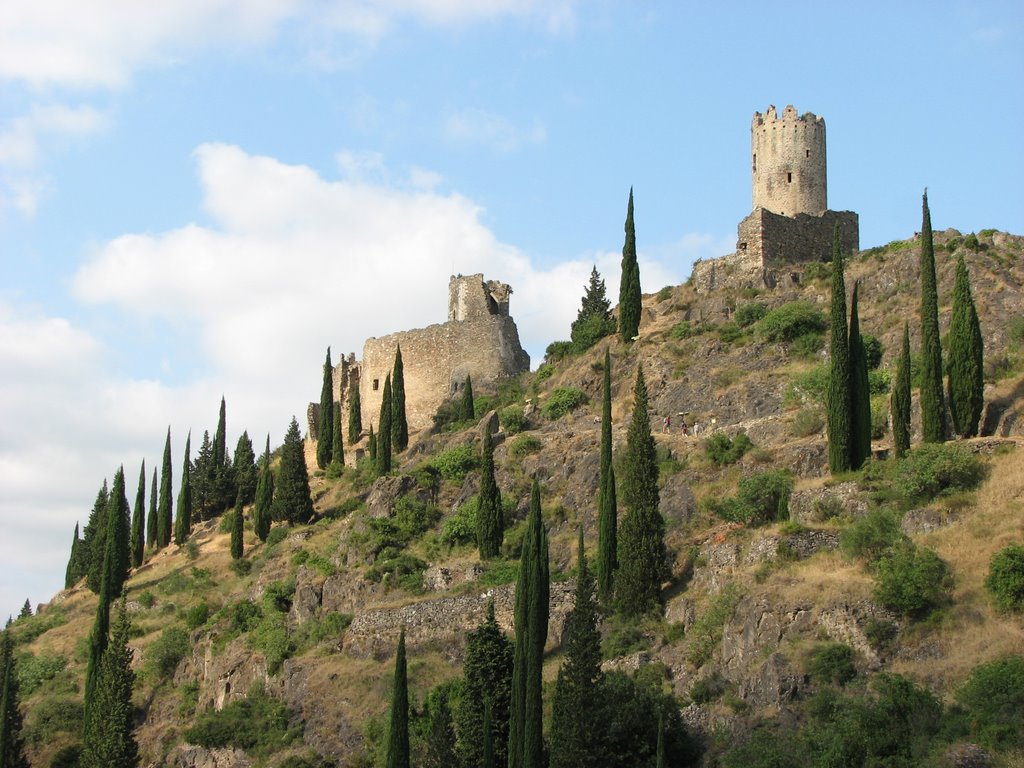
171, 746, 252, 768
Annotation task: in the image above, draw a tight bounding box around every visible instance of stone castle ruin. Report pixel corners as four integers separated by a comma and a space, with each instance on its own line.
693, 105, 859, 292
309, 274, 530, 451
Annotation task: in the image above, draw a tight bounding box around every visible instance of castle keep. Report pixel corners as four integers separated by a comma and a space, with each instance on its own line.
309, 274, 530, 450
693, 105, 859, 291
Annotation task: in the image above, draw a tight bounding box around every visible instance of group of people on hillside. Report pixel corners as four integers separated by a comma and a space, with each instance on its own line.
662, 414, 712, 435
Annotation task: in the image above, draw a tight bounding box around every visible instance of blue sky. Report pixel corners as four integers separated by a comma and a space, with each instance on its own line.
1, 1, 1022, 617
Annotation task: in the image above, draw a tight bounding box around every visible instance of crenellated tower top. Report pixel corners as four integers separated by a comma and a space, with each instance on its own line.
751, 104, 827, 217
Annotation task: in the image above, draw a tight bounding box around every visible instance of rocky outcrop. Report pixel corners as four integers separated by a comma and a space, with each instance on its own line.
789, 481, 867, 523
171, 745, 251, 768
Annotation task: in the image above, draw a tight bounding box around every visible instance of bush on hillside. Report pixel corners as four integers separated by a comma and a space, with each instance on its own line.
894, 443, 985, 502
734, 302, 768, 328
872, 542, 952, 618
807, 643, 858, 687
756, 301, 827, 342
146, 626, 189, 681
985, 544, 1024, 613
954, 655, 1024, 750
429, 444, 478, 481
704, 432, 754, 466
541, 387, 588, 420
839, 508, 905, 562
185, 685, 302, 754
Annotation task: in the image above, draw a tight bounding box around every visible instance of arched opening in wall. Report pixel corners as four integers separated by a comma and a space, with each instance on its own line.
373, 379, 379, 391
739, 242, 747, 251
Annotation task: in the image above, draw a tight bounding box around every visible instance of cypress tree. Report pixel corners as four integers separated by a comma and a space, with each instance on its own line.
146, 465, 158, 549
81, 599, 138, 768
233, 431, 257, 506
919, 191, 947, 443
84, 480, 110, 594
597, 347, 617, 603
948, 253, 985, 437
157, 428, 173, 548
317, 348, 334, 470
460, 375, 475, 422
214, 396, 227, 472
17, 602, 30, 621
130, 461, 145, 568
456, 601, 512, 768
105, 468, 130, 599
368, 424, 377, 463
476, 428, 503, 559
0, 632, 28, 768
65, 522, 85, 588
253, 435, 273, 542
376, 375, 393, 476
615, 365, 665, 616
329, 402, 345, 474
392, 345, 409, 453
508, 481, 549, 768
549, 528, 604, 768
618, 188, 642, 343
848, 281, 872, 470
386, 630, 410, 768
892, 324, 913, 459
230, 502, 243, 560
173, 434, 192, 546
656, 712, 665, 768
348, 386, 362, 444
274, 417, 314, 525
191, 430, 214, 518
481, 700, 495, 768
826, 225, 852, 474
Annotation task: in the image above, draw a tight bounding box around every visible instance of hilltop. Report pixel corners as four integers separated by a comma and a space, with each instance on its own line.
7, 226, 1024, 768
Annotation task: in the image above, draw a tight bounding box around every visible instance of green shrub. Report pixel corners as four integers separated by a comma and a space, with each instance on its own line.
50, 745, 82, 768
292, 611, 353, 649
508, 434, 542, 458
954, 655, 1024, 750
802, 260, 832, 282
545, 340, 574, 362
431, 398, 470, 433
429, 444, 478, 481
229, 599, 263, 633
393, 495, 441, 542
250, 612, 292, 675
571, 312, 617, 353
791, 408, 824, 437
541, 387, 588, 420
534, 363, 555, 382
807, 643, 857, 686
862, 335, 883, 370
656, 285, 674, 302
25, 696, 82, 744
864, 618, 898, 652
718, 322, 745, 344
185, 686, 302, 755
790, 331, 824, 360
872, 543, 952, 617
601, 622, 652, 660
840, 508, 904, 561
963, 232, 980, 251
756, 301, 827, 342
440, 498, 477, 546
868, 369, 891, 394
984, 544, 1024, 613
265, 525, 289, 548
182, 601, 210, 630
787, 363, 829, 405
894, 443, 985, 502
138, 590, 156, 608
717, 470, 793, 526
146, 626, 190, 681
366, 552, 427, 593
703, 432, 754, 466
477, 560, 519, 587
669, 321, 703, 340
870, 395, 889, 439
734, 302, 768, 328
16, 652, 67, 695
499, 405, 527, 434
689, 673, 726, 704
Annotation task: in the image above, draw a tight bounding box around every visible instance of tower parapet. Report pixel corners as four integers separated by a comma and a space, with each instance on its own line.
752, 104, 827, 217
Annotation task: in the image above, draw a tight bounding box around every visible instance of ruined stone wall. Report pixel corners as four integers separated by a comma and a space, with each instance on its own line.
447, 273, 511, 321
739, 207, 859, 266
359, 314, 529, 434
752, 105, 827, 216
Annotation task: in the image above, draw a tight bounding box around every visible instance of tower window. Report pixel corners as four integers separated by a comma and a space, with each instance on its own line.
806, 150, 810, 158
373, 379, 379, 391
787, 172, 792, 183
752, 154, 756, 172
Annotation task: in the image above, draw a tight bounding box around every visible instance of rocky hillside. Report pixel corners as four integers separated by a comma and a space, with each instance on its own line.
9, 228, 1024, 768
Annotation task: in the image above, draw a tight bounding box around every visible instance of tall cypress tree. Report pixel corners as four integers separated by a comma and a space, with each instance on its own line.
157, 428, 173, 548
65, 522, 85, 588
230, 501, 243, 560
330, 402, 345, 472
386, 630, 410, 768
274, 417, 314, 525
656, 712, 666, 768
105, 468, 130, 599
619, 188, 642, 343
130, 461, 145, 568
212, 396, 235, 513
948, 252, 985, 437
253, 435, 274, 542
392, 345, 409, 453
318, 348, 334, 470
549, 528, 604, 768
456, 601, 512, 768
508, 481, 549, 768
615, 365, 665, 616
146, 465, 158, 549
348, 385, 363, 444
476, 428, 503, 559
481, 701, 495, 768
173, 434, 192, 546
892, 323, 913, 459
848, 281, 872, 470
0, 632, 28, 768
233, 431, 257, 506
597, 347, 617, 604
826, 225, 852, 474
81, 599, 138, 768
214, 397, 227, 471
368, 425, 377, 463
84, 480, 110, 594
919, 191, 947, 443
376, 375, 393, 477
460, 375, 475, 422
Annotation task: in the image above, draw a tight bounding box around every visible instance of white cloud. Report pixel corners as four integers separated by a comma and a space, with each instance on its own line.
444, 108, 546, 152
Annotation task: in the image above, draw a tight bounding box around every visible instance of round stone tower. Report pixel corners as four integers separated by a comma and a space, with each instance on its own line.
751, 104, 827, 217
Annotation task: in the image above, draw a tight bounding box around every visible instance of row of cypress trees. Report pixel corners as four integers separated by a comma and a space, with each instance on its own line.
828, 192, 985, 472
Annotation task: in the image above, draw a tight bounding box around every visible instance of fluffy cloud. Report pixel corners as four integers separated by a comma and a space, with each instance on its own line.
444, 108, 547, 153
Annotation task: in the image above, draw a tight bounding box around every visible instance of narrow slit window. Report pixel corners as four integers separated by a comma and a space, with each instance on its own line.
373, 379, 379, 391
752, 153, 757, 172
787, 172, 792, 183
805, 149, 810, 158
